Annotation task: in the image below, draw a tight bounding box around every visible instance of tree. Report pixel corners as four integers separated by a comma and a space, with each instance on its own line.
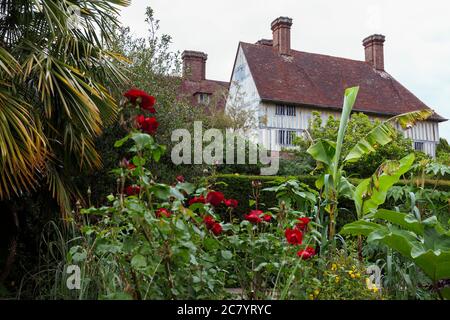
210, 82, 258, 135
78, 7, 216, 202
0, 0, 130, 213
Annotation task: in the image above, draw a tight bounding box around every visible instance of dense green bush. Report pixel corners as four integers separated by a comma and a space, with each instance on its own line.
211, 174, 450, 216
290, 112, 421, 178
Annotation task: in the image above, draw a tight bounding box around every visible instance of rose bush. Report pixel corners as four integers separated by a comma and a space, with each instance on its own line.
61, 89, 386, 300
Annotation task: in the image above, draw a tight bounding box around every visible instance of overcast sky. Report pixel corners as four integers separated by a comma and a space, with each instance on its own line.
119, 0, 450, 141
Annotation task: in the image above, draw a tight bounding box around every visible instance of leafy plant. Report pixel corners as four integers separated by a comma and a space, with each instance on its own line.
341, 210, 450, 299
0, 0, 129, 213
307, 86, 432, 241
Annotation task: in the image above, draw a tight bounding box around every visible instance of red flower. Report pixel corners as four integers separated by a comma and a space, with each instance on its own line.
263, 214, 272, 222
125, 185, 141, 196
211, 223, 223, 236
224, 198, 238, 208
285, 228, 303, 245
120, 158, 136, 170
296, 217, 311, 232
244, 210, 264, 224
189, 195, 206, 206
124, 89, 156, 113
203, 216, 216, 230
176, 175, 185, 183
297, 246, 316, 260
155, 208, 172, 218
136, 115, 159, 135
206, 191, 225, 207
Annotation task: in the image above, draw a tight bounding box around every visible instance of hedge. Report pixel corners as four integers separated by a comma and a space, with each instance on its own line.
210, 174, 450, 217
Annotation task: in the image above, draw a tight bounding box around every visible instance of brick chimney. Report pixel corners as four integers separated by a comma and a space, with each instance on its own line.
363, 34, 386, 70
271, 17, 293, 56
182, 50, 208, 81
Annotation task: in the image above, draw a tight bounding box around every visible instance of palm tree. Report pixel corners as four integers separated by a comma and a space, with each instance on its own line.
0, 0, 130, 214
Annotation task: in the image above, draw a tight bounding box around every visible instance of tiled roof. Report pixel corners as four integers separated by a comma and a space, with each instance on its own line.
241, 42, 445, 122
179, 79, 229, 111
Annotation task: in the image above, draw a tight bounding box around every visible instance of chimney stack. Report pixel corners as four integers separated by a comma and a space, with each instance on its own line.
271, 17, 293, 55
182, 50, 208, 81
363, 34, 386, 70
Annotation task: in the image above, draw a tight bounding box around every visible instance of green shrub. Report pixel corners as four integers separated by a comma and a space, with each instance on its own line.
211, 174, 450, 217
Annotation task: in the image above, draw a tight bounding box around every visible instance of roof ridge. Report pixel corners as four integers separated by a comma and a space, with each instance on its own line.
241, 41, 367, 65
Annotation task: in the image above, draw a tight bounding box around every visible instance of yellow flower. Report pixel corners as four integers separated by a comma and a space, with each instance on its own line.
372, 286, 379, 293
350, 273, 356, 279
335, 276, 340, 283
314, 289, 320, 296
309, 294, 315, 300
331, 263, 338, 271
355, 273, 361, 278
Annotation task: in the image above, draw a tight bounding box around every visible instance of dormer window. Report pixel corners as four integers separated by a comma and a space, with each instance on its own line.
197, 93, 211, 105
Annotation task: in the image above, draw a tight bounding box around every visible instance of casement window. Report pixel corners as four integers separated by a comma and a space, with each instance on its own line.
275, 105, 285, 115
278, 130, 297, 146
197, 93, 211, 105
414, 141, 424, 152
275, 105, 296, 116
286, 106, 296, 116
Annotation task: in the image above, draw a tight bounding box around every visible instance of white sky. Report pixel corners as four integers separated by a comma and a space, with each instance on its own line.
119, 0, 450, 141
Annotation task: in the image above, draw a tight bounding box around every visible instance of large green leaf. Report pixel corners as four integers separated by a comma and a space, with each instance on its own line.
355, 153, 415, 217
373, 209, 423, 235
412, 248, 450, 282
333, 86, 359, 174
345, 109, 433, 164
307, 139, 336, 167
340, 220, 384, 237
391, 109, 434, 130
344, 123, 394, 163
367, 226, 421, 258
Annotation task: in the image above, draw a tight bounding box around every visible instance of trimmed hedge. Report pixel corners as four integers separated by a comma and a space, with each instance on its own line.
211, 174, 450, 217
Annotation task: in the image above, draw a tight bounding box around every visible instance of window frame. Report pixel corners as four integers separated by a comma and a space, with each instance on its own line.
414, 141, 425, 152
278, 129, 297, 146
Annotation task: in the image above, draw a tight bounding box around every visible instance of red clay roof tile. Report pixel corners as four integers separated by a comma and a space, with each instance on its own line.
241, 42, 445, 122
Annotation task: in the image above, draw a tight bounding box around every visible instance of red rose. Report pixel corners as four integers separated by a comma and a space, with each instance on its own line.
244, 210, 264, 224
297, 246, 316, 260
263, 214, 272, 222
189, 195, 206, 206
285, 228, 303, 245
203, 216, 216, 230
296, 217, 311, 232
136, 115, 159, 135
211, 223, 223, 236
124, 89, 156, 113
176, 175, 185, 183
206, 191, 225, 207
143, 117, 159, 135
125, 185, 141, 196
140, 96, 156, 113
155, 208, 172, 218
136, 114, 145, 125
224, 199, 238, 208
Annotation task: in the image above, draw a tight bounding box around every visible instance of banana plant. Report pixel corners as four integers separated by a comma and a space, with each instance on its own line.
341, 210, 450, 299
307, 86, 433, 240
